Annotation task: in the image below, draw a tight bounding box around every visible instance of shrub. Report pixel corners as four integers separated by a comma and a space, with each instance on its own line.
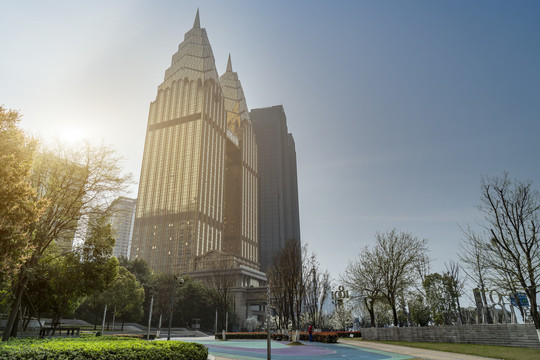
313, 332, 339, 343
0, 336, 208, 360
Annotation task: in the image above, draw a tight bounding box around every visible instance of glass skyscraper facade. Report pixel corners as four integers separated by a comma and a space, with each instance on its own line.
251, 106, 301, 272
131, 11, 259, 275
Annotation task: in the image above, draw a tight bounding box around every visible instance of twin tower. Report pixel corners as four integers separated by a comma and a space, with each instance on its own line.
130, 10, 300, 281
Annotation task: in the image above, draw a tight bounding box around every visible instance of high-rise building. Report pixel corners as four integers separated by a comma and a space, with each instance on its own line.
131, 11, 260, 278
109, 197, 136, 259
251, 106, 301, 272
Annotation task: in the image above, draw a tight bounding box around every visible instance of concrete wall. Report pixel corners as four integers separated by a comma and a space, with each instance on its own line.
361, 324, 540, 348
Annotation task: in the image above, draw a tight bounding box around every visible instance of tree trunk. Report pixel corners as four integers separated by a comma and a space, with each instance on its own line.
2, 273, 27, 341
525, 288, 540, 341
365, 298, 376, 328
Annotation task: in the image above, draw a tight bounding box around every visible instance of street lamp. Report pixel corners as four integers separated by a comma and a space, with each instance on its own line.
167, 276, 184, 341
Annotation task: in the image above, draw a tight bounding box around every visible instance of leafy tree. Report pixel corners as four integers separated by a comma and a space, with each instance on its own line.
118, 257, 154, 323
2, 141, 131, 341
374, 229, 429, 326
174, 276, 214, 329
423, 273, 453, 325
408, 293, 431, 326
23, 217, 118, 329
151, 273, 176, 332
0, 107, 42, 289
103, 266, 144, 330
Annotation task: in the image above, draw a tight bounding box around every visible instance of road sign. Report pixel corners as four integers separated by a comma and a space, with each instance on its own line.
509, 293, 529, 307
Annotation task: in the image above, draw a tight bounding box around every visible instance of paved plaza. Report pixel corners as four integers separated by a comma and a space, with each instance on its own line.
197, 339, 411, 360
171, 337, 499, 360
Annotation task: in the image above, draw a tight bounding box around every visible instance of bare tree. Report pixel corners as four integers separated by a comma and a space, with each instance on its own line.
204, 257, 237, 331
267, 239, 303, 334
303, 252, 330, 329
444, 260, 465, 324
374, 229, 429, 327
474, 173, 540, 337
342, 246, 383, 327
459, 227, 494, 323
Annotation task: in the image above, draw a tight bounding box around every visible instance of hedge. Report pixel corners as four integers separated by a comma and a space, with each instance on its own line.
0, 336, 208, 360
216, 331, 339, 343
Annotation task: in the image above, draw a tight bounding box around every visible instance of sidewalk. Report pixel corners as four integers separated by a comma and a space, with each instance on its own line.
339, 339, 499, 360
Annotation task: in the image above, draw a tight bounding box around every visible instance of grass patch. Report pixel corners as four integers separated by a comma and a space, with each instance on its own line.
352, 339, 540, 360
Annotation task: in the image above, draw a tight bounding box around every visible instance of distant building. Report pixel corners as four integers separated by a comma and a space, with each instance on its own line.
109, 197, 136, 259
251, 106, 301, 272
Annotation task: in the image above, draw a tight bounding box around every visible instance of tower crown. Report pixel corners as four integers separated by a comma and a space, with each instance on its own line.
220, 54, 250, 130
160, 9, 219, 88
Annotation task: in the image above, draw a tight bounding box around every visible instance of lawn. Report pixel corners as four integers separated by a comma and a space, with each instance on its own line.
355, 339, 540, 360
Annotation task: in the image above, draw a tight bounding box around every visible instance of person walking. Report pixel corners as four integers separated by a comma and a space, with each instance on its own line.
308, 324, 313, 342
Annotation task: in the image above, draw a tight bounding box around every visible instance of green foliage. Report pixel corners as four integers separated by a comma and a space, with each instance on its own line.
0, 337, 208, 360
408, 294, 431, 326
0, 107, 42, 288
103, 267, 145, 325
174, 276, 214, 328
423, 272, 460, 325
24, 219, 119, 326
118, 258, 154, 323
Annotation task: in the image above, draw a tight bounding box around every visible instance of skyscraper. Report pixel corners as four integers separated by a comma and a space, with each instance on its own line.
131, 11, 259, 276
109, 197, 136, 259
251, 106, 301, 272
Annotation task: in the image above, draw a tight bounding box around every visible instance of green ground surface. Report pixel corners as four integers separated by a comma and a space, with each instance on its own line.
355, 339, 540, 360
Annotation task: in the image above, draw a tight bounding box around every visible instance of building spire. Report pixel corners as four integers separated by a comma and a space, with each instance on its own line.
226, 54, 233, 72
193, 8, 200, 28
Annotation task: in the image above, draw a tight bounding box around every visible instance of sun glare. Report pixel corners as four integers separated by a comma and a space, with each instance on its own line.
57, 126, 85, 144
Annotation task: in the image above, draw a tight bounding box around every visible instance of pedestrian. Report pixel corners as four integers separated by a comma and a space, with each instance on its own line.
308, 324, 313, 342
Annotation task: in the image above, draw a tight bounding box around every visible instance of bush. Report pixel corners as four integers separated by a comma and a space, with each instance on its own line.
0, 336, 208, 360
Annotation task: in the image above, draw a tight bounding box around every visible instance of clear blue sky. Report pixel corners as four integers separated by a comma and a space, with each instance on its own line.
2, 1, 539, 293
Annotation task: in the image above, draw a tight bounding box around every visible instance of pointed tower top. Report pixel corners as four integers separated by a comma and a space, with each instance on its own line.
226, 54, 233, 72
193, 8, 200, 28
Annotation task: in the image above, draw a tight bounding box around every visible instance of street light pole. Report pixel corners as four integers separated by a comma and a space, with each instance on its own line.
167, 276, 184, 341
266, 282, 271, 360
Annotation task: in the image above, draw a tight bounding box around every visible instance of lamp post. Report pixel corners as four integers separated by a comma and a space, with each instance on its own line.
266, 281, 271, 360
167, 276, 184, 341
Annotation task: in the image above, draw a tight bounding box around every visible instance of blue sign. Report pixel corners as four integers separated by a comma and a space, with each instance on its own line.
509, 293, 529, 307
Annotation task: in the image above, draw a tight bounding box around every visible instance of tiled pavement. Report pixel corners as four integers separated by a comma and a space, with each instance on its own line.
172, 336, 499, 360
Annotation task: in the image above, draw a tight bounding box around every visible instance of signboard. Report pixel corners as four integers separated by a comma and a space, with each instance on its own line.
473, 288, 484, 310
509, 293, 529, 307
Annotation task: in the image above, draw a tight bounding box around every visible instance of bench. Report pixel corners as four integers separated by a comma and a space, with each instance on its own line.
39, 327, 80, 337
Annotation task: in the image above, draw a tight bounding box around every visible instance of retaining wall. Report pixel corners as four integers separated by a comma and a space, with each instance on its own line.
361, 324, 540, 348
